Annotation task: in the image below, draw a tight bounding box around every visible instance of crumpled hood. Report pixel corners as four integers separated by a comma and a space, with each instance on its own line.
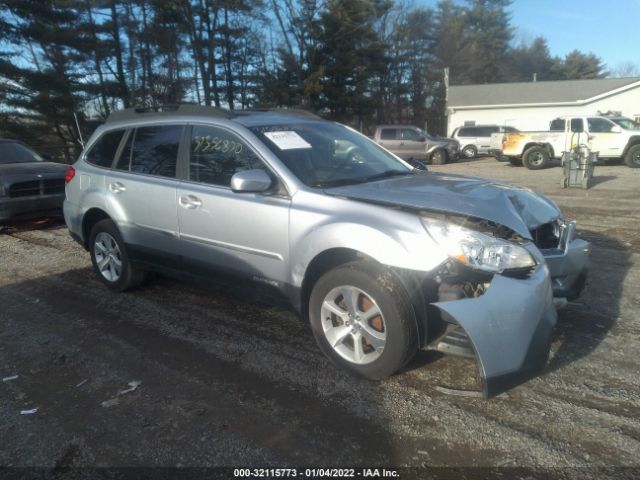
325, 172, 562, 240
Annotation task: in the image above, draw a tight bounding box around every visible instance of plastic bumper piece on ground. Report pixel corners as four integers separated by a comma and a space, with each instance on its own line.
544, 238, 591, 301
433, 262, 556, 398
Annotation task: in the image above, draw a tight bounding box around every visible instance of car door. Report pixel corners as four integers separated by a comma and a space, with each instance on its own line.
400, 128, 426, 160
377, 128, 402, 156
106, 124, 183, 268
177, 124, 291, 289
587, 117, 622, 157
476, 126, 498, 153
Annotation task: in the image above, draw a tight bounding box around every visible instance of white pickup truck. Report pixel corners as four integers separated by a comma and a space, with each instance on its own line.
502, 115, 640, 169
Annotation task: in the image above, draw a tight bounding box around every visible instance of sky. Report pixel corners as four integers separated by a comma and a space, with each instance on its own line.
509, 0, 640, 73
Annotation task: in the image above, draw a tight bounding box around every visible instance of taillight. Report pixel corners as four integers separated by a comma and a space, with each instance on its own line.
501, 135, 507, 149
65, 166, 76, 183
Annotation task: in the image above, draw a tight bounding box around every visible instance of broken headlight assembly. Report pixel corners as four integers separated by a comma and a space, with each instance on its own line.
422, 217, 537, 273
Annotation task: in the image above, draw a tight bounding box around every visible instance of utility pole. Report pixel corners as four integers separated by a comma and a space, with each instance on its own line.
444, 67, 450, 136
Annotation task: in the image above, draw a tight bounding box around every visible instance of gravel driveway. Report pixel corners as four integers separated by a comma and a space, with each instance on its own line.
1, 158, 639, 477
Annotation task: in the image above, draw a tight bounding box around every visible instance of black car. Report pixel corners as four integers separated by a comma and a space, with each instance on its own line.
0, 139, 68, 221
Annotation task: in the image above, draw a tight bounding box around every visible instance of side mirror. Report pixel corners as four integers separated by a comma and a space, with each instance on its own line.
230, 169, 273, 193
408, 159, 428, 171
611, 125, 622, 133
418, 136, 426, 142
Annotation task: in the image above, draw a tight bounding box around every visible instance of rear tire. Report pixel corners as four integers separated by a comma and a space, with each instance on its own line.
430, 148, 447, 165
308, 261, 418, 380
89, 219, 146, 292
624, 144, 640, 168
523, 146, 550, 170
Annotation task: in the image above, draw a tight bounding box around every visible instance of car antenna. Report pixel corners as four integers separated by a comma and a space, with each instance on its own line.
73, 112, 85, 148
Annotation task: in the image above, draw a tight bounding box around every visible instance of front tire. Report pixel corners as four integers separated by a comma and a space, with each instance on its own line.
523, 146, 550, 170
308, 261, 418, 380
624, 144, 640, 168
89, 219, 146, 292
461, 145, 477, 159
430, 148, 447, 165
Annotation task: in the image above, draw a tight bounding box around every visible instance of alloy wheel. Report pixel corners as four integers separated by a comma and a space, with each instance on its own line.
94, 232, 122, 282
320, 285, 386, 365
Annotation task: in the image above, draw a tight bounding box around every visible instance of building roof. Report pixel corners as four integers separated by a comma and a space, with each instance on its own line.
449, 77, 640, 108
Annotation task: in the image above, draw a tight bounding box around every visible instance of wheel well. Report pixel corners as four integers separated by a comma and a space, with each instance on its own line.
622, 137, 640, 157
81, 208, 111, 249
523, 142, 553, 158
300, 248, 366, 320
299, 248, 428, 346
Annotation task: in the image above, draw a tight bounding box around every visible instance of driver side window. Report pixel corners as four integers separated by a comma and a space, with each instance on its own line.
587, 118, 615, 133
401, 129, 422, 141
189, 125, 267, 187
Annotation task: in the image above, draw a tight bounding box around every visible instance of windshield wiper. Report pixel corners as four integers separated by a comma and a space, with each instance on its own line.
312, 170, 413, 188
358, 170, 414, 183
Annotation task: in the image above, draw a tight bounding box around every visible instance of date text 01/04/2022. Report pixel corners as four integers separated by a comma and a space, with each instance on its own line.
233, 468, 399, 478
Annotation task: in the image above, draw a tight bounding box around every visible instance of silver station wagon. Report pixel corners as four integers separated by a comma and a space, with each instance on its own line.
63, 105, 590, 397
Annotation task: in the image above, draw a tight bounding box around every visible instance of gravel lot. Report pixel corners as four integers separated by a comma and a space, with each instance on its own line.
1, 158, 639, 476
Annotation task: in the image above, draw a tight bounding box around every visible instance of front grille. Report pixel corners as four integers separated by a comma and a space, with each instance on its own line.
531, 221, 561, 250
8, 179, 65, 198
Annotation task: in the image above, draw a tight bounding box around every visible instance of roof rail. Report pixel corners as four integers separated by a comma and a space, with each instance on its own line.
106, 103, 233, 123
239, 108, 321, 119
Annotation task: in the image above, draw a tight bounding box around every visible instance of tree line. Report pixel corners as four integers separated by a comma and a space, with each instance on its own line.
0, 0, 608, 161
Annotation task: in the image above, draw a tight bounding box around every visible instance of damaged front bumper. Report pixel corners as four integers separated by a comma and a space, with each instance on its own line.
430, 247, 557, 398
542, 221, 591, 300
428, 223, 590, 398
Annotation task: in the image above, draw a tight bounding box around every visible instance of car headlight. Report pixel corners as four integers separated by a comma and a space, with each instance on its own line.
422, 217, 537, 273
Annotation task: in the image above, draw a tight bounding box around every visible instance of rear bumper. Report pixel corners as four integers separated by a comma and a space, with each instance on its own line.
63, 199, 83, 240
433, 251, 556, 398
0, 193, 64, 222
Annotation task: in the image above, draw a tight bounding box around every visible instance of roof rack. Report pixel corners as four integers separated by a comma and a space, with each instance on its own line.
239, 108, 321, 119
106, 103, 233, 123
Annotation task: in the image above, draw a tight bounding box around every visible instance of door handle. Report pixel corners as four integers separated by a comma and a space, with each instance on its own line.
108, 182, 126, 193
178, 195, 202, 209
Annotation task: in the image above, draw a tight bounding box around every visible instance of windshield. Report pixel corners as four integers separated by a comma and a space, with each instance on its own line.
250, 122, 413, 187
610, 117, 640, 130
0, 142, 44, 164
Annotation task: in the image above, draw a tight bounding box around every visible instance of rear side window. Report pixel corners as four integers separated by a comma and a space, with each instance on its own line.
126, 125, 182, 178
85, 129, 125, 168
550, 119, 564, 131
380, 128, 396, 140
188, 125, 267, 187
